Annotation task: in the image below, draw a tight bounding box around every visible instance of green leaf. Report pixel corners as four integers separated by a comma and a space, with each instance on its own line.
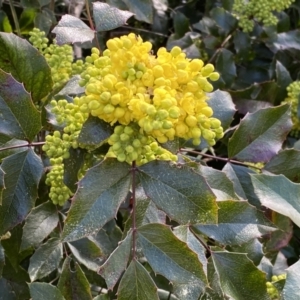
57, 257, 92, 300
62, 159, 131, 242
228, 105, 292, 162
0, 139, 28, 162
122, 0, 153, 23
35, 8, 56, 34
0, 33, 52, 102
57, 75, 85, 96
0, 167, 4, 205
117, 260, 159, 300
93, 2, 134, 31
264, 149, 300, 182
0, 278, 16, 299
233, 30, 251, 58
0, 149, 43, 236
29, 282, 66, 300
267, 30, 300, 53
98, 231, 132, 290
215, 49, 236, 87
276, 60, 292, 90
194, 200, 275, 245
28, 237, 62, 281
0, 242, 4, 276
282, 260, 300, 300
78, 116, 113, 147
173, 226, 207, 276
68, 237, 103, 272
173, 11, 189, 38
222, 163, 261, 207
19, 8, 37, 34
0, 71, 42, 141
0, 11, 13, 33
138, 224, 207, 297
198, 165, 240, 201
210, 7, 237, 35
208, 90, 236, 131
212, 252, 269, 300
252, 174, 300, 228
139, 161, 217, 224
20, 201, 59, 251
52, 15, 95, 45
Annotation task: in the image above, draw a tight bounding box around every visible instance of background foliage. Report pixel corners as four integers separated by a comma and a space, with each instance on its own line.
1, 0, 300, 299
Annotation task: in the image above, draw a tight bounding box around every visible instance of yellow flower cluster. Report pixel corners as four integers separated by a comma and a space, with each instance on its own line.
77, 33, 223, 163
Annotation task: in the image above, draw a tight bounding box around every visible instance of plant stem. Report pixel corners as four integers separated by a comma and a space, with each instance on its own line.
0, 142, 45, 152
131, 161, 137, 260
8, 0, 21, 36
179, 148, 262, 170
208, 33, 232, 64
84, 0, 101, 51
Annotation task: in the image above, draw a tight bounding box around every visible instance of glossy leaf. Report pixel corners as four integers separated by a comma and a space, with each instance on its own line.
58, 257, 92, 300
212, 252, 269, 300
233, 30, 251, 58
282, 260, 300, 300
0, 32, 52, 102
210, 7, 237, 35
28, 238, 63, 281
98, 231, 132, 290
52, 15, 94, 45
267, 30, 300, 52
0, 139, 28, 162
0, 149, 43, 236
138, 224, 207, 297
0, 278, 16, 299
228, 104, 292, 162
62, 159, 131, 242
264, 149, 300, 182
93, 2, 134, 31
20, 201, 59, 251
215, 49, 236, 87
139, 161, 217, 224
117, 260, 159, 300
173, 11, 189, 38
0, 71, 41, 141
68, 237, 103, 272
207, 90, 236, 131
198, 165, 240, 201
57, 75, 85, 96
252, 174, 300, 227
78, 116, 113, 146
29, 282, 66, 300
195, 200, 275, 245
222, 163, 261, 207
123, 0, 153, 23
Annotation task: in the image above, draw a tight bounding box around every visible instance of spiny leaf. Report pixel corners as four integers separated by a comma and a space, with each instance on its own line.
62, 159, 131, 242
0, 70, 41, 141
282, 260, 300, 300
93, 2, 134, 32
0, 32, 52, 102
117, 260, 159, 300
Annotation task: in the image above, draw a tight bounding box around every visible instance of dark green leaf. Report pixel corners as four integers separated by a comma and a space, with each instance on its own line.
52, 15, 95, 45
0, 242, 4, 276
19, 8, 37, 34
264, 149, 300, 182
78, 116, 113, 146
138, 224, 207, 297
57, 75, 85, 96
215, 49, 236, 87
222, 163, 261, 207
93, 2, 134, 31
0, 33, 52, 102
194, 200, 275, 245
20, 0, 39, 8
208, 90, 236, 131
0, 139, 28, 162
267, 30, 300, 53
62, 159, 131, 242
212, 252, 269, 300
0, 278, 16, 299
173, 11, 189, 38
98, 231, 132, 290
122, 0, 153, 23
29, 282, 65, 300
0, 167, 4, 205
252, 174, 300, 227
210, 7, 237, 35
173, 226, 207, 276
28, 237, 62, 281
20, 201, 59, 251
233, 30, 251, 58
198, 165, 240, 200
117, 260, 159, 300
0, 149, 43, 236
0, 71, 42, 141
276, 60, 292, 90
228, 105, 292, 162
282, 260, 300, 300
35, 8, 56, 34
68, 237, 103, 272
57, 257, 92, 300
63, 148, 85, 193
139, 161, 217, 224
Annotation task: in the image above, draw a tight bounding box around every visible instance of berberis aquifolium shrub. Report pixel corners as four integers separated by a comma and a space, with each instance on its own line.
1, 1, 300, 300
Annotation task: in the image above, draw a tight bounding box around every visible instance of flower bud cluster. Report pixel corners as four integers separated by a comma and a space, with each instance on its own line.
266, 274, 286, 299
233, 0, 295, 32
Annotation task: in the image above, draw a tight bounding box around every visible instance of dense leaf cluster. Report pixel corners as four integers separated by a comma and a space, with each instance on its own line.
1, 0, 300, 299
